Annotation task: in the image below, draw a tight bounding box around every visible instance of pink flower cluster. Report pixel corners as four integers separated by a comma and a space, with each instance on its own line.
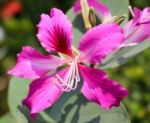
8, 0, 150, 118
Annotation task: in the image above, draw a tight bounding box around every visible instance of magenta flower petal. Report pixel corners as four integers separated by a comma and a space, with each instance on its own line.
132, 8, 141, 25
132, 7, 150, 25
22, 67, 69, 118
73, 0, 80, 14
78, 23, 124, 64
8, 46, 64, 79
124, 22, 150, 44
140, 7, 150, 24
37, 8, 73, 56
73, 0, 111, 17
123, 7, 150, 45
79, 65, 128, 109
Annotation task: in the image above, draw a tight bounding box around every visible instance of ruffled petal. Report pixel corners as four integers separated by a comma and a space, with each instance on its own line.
140, 7, 150, 24
78, 23, 124, 64
73, 0, 111, 17
124, 22, 150, 45
79, 65, 128, 109
8, 46, 64, 79
132, 7, 150, 25
124, 8, 150, 45
22, 67, 69, 118
132, 8, 141, 25
37, 8, 73, 56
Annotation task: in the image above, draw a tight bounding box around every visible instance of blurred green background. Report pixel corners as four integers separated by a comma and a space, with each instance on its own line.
0, 0, 150, 123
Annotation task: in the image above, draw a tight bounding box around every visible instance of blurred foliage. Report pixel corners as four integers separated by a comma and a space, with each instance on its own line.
0, 0, 150, 123
130, 0, 150, 9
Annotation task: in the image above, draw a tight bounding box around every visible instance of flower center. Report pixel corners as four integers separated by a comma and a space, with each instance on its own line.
55, 57, 80, 92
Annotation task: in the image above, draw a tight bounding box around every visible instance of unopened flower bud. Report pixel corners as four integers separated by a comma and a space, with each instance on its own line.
81, 0, 91, 30
88, 7, 96, 27
114, 15, 127, 24
103, 15, 127, 24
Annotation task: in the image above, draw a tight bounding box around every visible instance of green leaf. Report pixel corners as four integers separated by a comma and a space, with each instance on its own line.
101, 0, 129, 17
45, 83, 81, 122
101, 0, 129, 26
67, 9, 84, 48
61, 94, 131, 123
0, 113, 16, 123
100, 38, 150, 68
8, 77, 29, 123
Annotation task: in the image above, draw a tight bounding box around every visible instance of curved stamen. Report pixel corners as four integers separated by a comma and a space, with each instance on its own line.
119, 42, 138, 48
55, 58, 80, 92
128, 6, 134, 17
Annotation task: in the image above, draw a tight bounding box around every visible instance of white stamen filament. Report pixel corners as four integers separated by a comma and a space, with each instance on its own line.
128, 6, 135, 17
55, 58, 80, 92
119, 42, 138, 48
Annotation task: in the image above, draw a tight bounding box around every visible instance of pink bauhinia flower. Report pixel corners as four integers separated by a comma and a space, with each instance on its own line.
122, 7, 150, 46
8, 8, 128, 118
73, 0, 111, 18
